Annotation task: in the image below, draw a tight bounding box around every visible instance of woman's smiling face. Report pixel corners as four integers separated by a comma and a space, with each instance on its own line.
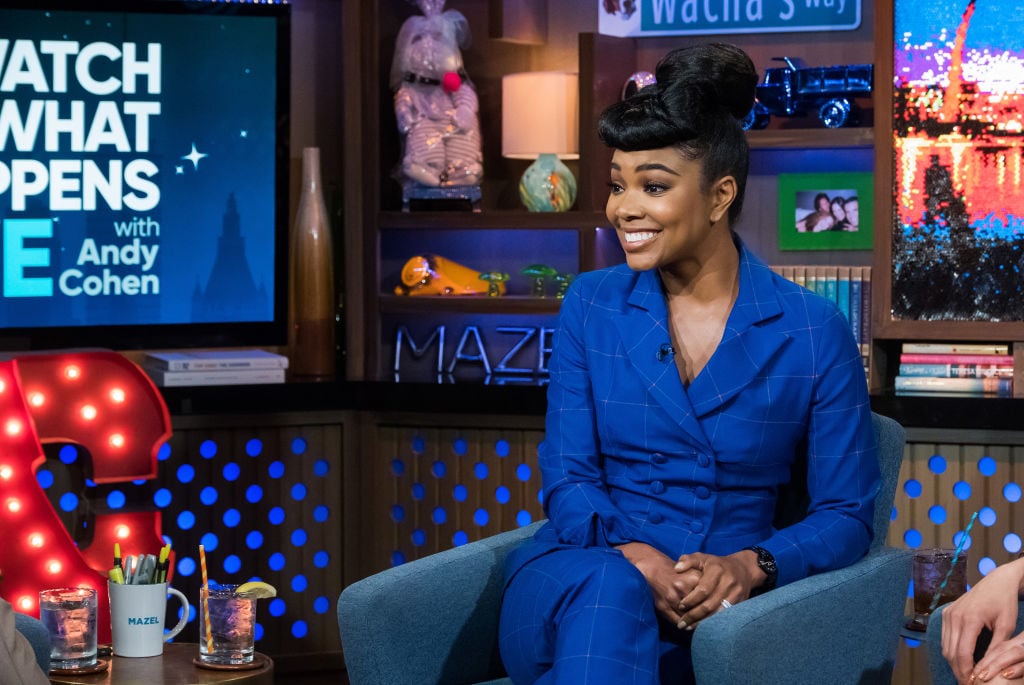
606, 146, 733, 274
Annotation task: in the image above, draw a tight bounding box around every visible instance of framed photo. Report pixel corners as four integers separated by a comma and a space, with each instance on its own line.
777, 172, 874, 251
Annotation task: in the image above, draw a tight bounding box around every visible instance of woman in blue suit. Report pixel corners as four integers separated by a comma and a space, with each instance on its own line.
498, 42, 880, 684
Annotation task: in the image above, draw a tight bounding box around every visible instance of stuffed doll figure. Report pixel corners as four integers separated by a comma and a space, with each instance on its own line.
390, 0, 483, 189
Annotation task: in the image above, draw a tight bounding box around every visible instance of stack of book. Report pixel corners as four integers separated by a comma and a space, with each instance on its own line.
894, 342, 1013, 397
142, 350, 289, 387
772, 265, 872, 380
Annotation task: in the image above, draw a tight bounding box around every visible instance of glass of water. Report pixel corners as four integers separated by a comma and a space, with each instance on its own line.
198, 585, 257, 665
39, 587, 98, 670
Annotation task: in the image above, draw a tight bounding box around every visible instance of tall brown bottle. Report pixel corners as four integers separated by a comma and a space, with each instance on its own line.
289, 147, 335, 380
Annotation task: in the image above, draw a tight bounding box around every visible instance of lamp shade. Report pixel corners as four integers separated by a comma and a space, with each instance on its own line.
502, 71, 579, 160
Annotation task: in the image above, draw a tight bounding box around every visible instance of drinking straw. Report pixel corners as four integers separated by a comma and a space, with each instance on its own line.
928, 510, 978, 613
199, 544, 213, 654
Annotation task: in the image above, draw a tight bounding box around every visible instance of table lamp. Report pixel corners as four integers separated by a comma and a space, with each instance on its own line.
502, 71, 579, 212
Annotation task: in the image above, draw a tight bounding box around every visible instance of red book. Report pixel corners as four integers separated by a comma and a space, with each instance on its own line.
899, 353, 1014, 365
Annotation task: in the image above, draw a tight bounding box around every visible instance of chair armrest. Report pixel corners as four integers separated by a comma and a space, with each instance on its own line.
338, 521, 542, 685
925, 598, 1024, 685
692, 547, 912, 683
14, 611, 50, 675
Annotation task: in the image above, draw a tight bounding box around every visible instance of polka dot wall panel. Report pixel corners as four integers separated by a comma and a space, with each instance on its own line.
371, 423, 546, 570
39, 416, 344, 661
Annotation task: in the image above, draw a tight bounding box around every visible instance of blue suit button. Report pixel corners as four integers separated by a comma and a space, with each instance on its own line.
689, 520, 704, 533
697, 454, 711, 468
695, 486, 710, 499
650, 512, 664, 524
652, 452, 667, 465
650, 481, 666, 495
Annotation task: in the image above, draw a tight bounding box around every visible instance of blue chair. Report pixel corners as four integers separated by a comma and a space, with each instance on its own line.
925, 600, 1024, 685
338, 413, 910, 684
14, 611, 50, 674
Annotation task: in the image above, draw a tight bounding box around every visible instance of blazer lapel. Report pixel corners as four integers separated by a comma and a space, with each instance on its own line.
689, 243, 791, 417
612, 270, 709, 447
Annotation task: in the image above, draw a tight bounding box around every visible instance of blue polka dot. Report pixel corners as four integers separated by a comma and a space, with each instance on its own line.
979, 557, 997, 575
291, 437, 307, 455
890, 506, 898, 522
453, 484, 468, 502
391, 551, 406, 566
432, 507, 447, 525
157, 443, 171, 461
199, 440, 217, 459
516, 464, 532, 482
36, 469, 54, 489
269, 553, 286, 571
313, 596, 330, 614
200, 532, 218, 551
269, 598, 286, 617
59, 445, 78, 464
903, 479, 922, 498
495, 486, 511, 504
474, 508, 489, 526
177, 511, 196, 530
516, 510, 533, 527
978, 456, 997, 476
953, 481, 972, 500
291, 484, 307, 501
254, 623, 263, 641
176, 464, 195, 483
979, 507, 997, 527
246, 439, 263, 457
453, 438, 468, 456
411, 483, 425, 500
268, 461, 285, 479
291, 529, 308, 546
474, 462, 489, 480
904, 528, 922, 548
224, 555, 241, 574
246, 485, 263, 503
292, 575, 307, 592
313, 505, 329, 522
132, 479, 146, 486
223, 508, 241, 527
928, 505, 946, 525
154, 488, 173, 508
177, 557, 196, 577
953, 531, 973, 551
391, 505, 405, 522
314, 460, 329, 477
222, 463, 240, 481
313, 551, 329, 568
107, 490, 126, 509
59, 492, 78, 512
200, 486, 218, 506
453, 530, 468, 546
292, 621, 308, 638
495, 440, 510, 457
411, 436, 426, 453
927, 455, 946, 474
412, 529, 426, 546
391, 459, 405, 476
1005, 483, 1022, 503
432, 461, 447, 478
904, 638, 921, 649
246, 531, 263, 549
268, 507, 285, 525
1004, 533, 1022, 554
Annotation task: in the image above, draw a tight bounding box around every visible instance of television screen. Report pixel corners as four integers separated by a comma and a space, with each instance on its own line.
0, 0, 290, 350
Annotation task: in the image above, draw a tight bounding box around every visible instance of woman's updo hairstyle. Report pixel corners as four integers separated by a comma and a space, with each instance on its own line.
598, 42, 758, 224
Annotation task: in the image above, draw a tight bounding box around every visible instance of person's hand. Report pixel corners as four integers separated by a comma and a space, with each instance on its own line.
617, 542, 701, 626
942, 558, 1024, 683
969, 629, 1024, 683
673, 550, 764, 630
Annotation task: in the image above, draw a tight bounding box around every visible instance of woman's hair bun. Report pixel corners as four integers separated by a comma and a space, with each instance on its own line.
654, 43, 757, 122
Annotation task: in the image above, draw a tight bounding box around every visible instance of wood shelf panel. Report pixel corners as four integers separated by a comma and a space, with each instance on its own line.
379, 210, 610, 230
747, 127, 874, 149
380, 294, 563, 315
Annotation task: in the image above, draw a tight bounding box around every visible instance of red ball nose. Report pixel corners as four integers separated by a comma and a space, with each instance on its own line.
442, 71, 461, 93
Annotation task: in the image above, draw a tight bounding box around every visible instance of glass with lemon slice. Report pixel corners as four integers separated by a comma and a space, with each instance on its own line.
198, 581, 277, 665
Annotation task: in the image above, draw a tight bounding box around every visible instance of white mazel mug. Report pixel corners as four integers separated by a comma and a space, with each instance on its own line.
108, 581, 190, 657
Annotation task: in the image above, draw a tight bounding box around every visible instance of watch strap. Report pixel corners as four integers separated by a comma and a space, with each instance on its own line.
744, 545, 778, 593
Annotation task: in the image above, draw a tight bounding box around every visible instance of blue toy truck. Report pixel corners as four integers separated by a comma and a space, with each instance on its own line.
744, 57, 873, 129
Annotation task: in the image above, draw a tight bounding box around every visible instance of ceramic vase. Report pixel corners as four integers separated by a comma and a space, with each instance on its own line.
289, 147, 336, 380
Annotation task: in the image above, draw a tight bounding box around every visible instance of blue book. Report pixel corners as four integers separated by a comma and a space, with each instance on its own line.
836, 266, 851, 327
849, 267, 862, 345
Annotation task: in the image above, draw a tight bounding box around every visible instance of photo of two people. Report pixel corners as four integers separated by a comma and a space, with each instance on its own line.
794, 190, 861, 233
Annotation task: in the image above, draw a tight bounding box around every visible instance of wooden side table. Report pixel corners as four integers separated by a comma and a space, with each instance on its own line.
49, 643, 273, 685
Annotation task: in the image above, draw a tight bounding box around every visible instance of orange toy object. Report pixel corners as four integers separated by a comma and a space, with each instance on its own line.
393, 254, 503, 296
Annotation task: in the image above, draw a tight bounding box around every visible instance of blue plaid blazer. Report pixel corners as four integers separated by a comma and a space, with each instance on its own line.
508, 237, 879, 588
